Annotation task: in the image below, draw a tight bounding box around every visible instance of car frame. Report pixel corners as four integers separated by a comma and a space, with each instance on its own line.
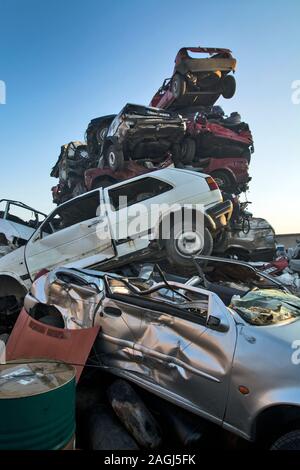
0, 199, 46, 247
0, 168, 232, 325
214, 216, 276, 261
102, 104, 188, 171
13, 257, 300, 449
150, 47, 237, 111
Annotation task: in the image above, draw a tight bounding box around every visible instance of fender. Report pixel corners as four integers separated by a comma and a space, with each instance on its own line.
152, 208, 216, 244
0, 271, 30, 294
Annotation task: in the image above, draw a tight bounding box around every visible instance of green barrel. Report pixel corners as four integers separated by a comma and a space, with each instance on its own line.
0, 360, 76, 450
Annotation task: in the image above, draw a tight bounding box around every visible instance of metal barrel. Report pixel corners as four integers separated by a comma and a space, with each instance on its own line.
0, 360, 76, 450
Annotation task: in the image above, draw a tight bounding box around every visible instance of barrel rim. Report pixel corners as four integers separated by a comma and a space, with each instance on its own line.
0, 358, 76, 399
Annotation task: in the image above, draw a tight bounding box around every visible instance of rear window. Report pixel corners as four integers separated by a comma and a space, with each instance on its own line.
108, 177, 173, 211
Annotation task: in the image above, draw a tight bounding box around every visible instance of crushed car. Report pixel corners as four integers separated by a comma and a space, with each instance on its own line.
0, 168, 232, 329
195, 157, 250, 194
0, 200, 46, 256
184, 106, 254, 164
8, 256, 300, 449
150, 47, 237, 111
101, 104, 188, 171
51, 141, 91, 204
213, 212, 276, 261
85, 114, 116, 167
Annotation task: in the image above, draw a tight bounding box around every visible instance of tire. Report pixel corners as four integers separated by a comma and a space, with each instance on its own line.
38, 315, 64, 328
96, 126, 109, 144
221, 75, 236, 99
271, 430, 300, 450
181, 138, 196, 164
106, 144, 124, 172
171, 73, 187, 99
211, 170, 234, 192
165, 220, 214, 269
107, 380, 162, 449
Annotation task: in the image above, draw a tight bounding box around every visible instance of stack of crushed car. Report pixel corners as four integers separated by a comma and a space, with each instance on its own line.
2, 46, 300, 451
51, 47, 253, 202
50, 46, 272, 262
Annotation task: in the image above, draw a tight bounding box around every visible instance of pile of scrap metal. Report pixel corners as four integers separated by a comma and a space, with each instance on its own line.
258, 240, 300, 295
0, 167, 233, 334
48, 47, 269, 263
51, 141, 91, 204
51, 46, 253, 207
5, 255, 300, 449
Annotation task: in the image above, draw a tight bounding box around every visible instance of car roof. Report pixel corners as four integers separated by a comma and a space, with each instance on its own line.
106, 168, 209, 190
54, 168, 210, 213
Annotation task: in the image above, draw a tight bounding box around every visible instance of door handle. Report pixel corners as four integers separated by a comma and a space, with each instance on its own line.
103, 307, 122, 318
88, 219, 102, 228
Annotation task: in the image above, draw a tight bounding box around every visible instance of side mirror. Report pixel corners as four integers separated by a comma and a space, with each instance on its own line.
207, 315, 229, 333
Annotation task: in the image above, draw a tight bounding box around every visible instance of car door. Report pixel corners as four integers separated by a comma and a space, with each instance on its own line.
130, 290, 237, 423
25, 190, 115, 280
0, 201, 43, 244
95, 295, 145, 375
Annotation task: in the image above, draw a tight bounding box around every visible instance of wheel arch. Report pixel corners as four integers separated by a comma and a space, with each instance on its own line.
0, 273, 28, 299
155, 207, 215, 248
102, 137, 119, 155
211, 168, 237, 186
252, 404, 300, 446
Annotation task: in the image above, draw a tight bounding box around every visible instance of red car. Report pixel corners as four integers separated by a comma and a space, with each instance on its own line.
195, 157, 251, 194
150, 47, 237, 110
182, 107, 254, 164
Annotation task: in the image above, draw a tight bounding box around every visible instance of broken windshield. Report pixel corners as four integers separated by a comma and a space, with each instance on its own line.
231, 289, 300, 326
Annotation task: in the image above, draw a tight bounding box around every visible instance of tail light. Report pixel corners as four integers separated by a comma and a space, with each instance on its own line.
206, 176, 219, 191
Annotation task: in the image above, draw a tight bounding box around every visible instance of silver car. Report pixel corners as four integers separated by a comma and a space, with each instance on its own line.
23, 258, 300, 450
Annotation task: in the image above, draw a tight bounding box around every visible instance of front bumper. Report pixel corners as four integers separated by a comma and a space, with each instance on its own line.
206, 200, 233, 231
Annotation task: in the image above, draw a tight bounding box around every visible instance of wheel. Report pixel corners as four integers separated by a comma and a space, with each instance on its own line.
211, 170, 234, 192
165, 220, 214, 269
271, 430, 300, 450
106, 144, 124, 172
38, 315, 64, 328
96, 126, 109, 143
221, 75, 236, 99
107, 380, 162, 449
171, 73, 187, 99
181, 138, 196, 164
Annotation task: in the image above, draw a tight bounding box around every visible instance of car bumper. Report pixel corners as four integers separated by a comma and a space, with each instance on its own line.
206, 200, 233, 230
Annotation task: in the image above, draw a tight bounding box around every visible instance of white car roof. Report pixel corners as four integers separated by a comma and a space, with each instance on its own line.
54, 168, 211, 212
107, 168, 209, 190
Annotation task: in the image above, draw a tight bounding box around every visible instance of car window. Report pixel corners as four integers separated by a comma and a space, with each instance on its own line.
0, 202, 44, 229
107, 278, 208, 325
41, 191, 100, 238
108, 177, 173, 211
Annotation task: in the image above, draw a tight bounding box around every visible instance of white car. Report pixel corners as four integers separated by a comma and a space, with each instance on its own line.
0, 169, 232, 318
0, 200, 46, 256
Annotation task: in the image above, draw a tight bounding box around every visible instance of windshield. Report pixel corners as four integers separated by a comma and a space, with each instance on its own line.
231, 289, 300, 326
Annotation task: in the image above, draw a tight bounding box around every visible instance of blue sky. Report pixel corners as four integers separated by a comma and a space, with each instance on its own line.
0, 0, 299, 233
